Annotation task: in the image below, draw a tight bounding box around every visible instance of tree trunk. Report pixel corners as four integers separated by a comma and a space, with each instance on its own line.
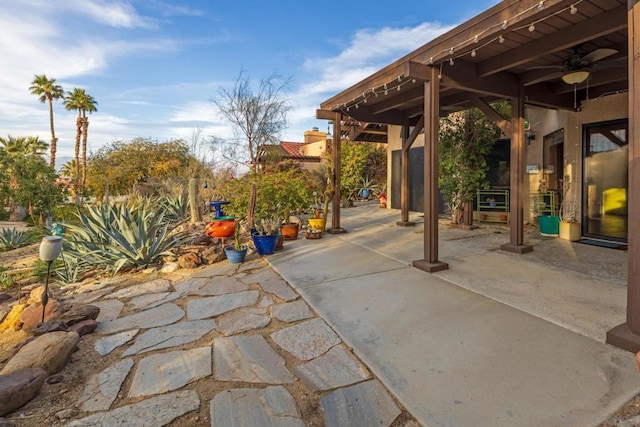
74, 116, 82, 205
81, 116, 88, 193
48, 95, 57, 170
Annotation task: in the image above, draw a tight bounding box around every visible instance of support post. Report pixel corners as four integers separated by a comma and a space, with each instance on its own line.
413, 69, 449, 272
328, 113, 346, 234
500, 87, 533, 254
397, 118, 415, 227
606, 0, 640, 352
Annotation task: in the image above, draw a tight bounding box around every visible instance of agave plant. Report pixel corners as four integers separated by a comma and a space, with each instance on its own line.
62, 202, 188, 274
0, 228, 32, 251
161, 193, 190, 224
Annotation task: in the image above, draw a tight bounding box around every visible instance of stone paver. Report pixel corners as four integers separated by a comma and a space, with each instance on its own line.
270, 318, 341, 361
271, 300, 314, 322
190, 262, 238, 277
97, 303, 184, 335
128, 347, 211, 397
109, 278, 172, 299
214, 335, 294, 384
242, 269, 298, 301
186, 291, 259, 320
68, 390, 199, 427
172, 277, 207, 294
128, 292, 171, 310
320, 380, 401, 427
94, 329, 138, 356
92, 299, 124, 323
216, 311, 270, 336
294, 346, 371, 391
191, 277, 249, 297
78, 358, 134, 412
210, 386, 305, 427
122, 319, 216, 356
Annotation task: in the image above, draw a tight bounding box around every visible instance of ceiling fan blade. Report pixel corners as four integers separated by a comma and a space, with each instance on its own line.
589, 57, 628, 70
525, 65, 564, 71
580, 48, 618, 64
521, 70, 564, 86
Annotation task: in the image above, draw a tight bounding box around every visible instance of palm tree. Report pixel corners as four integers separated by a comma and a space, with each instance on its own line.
63, 88, 97, 202
29, 75, 64, 169
0, 135, 48, 157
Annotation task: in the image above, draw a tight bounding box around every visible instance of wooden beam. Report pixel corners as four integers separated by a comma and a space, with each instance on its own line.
440, 60, 519, 98
371, 86, 424, 115
397, 119, 415, 226
328, 112, 346, 234
469, 95, 511, 134
337, 106, 407, 125
403, 60, 434, 81
606, 0, 640, 353
316, 109, 337, 120
413, 69, 449, 272
501, 87, 533, 255
478, 5, 627, 77
402, 115, 425, 152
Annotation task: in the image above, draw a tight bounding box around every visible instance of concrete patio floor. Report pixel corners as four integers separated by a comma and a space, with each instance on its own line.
268, 203, 640, 427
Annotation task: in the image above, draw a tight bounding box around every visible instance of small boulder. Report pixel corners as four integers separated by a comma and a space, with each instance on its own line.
26, 286, 46, 305
178, 252, 201, 269
19, 300, 64, 332
202, 247, 225, 264
0, 304, 25, 333
58, 305, 100, 326
0, 293, 13, 303
0, 368, 48, 416
68, 319, 98, 337
160, 262, 181, 274
1, 331, 80, 375
34, 320, 69, 335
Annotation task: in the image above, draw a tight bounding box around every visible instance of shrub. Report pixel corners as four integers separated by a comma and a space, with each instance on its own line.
0, 228, 33, 251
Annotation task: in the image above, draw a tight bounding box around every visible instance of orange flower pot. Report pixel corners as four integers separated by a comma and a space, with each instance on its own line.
205, 216, 235, 239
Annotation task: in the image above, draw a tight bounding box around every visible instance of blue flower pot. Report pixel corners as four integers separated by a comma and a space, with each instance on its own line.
224, 245, 248, 263
252, 234, 278, 255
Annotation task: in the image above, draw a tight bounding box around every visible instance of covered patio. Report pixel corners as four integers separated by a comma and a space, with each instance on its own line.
316, 0, 640, 353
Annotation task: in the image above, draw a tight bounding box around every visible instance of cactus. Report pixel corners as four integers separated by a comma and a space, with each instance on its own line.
189, 178, 201, 223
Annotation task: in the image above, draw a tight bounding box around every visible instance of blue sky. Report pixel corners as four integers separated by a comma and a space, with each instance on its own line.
0, 0, 499, 163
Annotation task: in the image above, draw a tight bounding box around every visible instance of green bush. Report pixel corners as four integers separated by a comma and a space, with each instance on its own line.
219, 166, 321, 222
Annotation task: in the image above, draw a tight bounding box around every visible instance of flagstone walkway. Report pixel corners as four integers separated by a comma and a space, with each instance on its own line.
52, 256, 418, 426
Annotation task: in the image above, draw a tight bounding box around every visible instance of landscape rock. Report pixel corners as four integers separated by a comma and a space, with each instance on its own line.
0, 368, 47, 416
0, 304, 23, 332
201, 246, 225, 264
55, 408, 78, 420
68, 389, 200, 427
0, 331, 79, 375
58, 304, 100, 325
33, 320, 69, 335
26, 286, 45, 305
0, 418, 16, 427
68, 319, 98, 336
178, 252, 201, 269
160, 262, 180, 273
210, 386, 304, 427
92, 299, 124, 322
19, 300, 65, 331
46, 374, 64, 384
0, 293, 12, 303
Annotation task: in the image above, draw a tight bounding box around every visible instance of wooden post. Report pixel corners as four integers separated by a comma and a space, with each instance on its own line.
606, 0, 640, 352
413, 68, 449, 272
500, 87, 533, 254
397, 118, 416, 227
328, 113, 346, 234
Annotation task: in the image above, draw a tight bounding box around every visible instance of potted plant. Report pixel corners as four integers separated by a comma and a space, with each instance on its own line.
224, 222, 248, 263
308, 191, 329, 236
252, 218, 280, 255
280, 206, 299, 240
559, 200, 580, 241
358, 176, 377, 200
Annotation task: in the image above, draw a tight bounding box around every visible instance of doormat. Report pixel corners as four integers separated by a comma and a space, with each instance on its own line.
576, 239, 627, 250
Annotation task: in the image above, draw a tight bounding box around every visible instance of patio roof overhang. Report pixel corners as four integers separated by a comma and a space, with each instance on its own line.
316, 0, 640, 354
316, 0, 628, 124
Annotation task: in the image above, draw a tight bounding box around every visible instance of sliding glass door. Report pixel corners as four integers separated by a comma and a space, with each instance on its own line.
583, 120, 628, 241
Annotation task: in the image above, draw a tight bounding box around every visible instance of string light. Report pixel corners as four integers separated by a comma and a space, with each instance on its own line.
337, 0, 587, 113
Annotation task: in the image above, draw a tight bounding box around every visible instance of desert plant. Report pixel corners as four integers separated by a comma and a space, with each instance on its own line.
254, 218, 279, 236
62, 202, 188, 274
0, 266, 13, 289
162, 193, 190, 224
54, 255, 90, 284
0, 228, 32, 251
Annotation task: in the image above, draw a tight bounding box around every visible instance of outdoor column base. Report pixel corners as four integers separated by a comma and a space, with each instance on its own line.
606, 323, 640, 353
500, 243, 533, 254
327, 228, 347, 234
396, 221, 416, 227
412, 259, 449, 273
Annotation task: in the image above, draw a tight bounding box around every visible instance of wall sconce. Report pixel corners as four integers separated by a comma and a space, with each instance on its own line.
39, 236, 63, 322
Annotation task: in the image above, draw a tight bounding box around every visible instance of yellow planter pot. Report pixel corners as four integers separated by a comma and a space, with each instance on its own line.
559, 221, 581, 241
308, 218, 326, 236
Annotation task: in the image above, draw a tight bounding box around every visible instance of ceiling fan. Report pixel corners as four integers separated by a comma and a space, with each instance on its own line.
526, 46, 620, 85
